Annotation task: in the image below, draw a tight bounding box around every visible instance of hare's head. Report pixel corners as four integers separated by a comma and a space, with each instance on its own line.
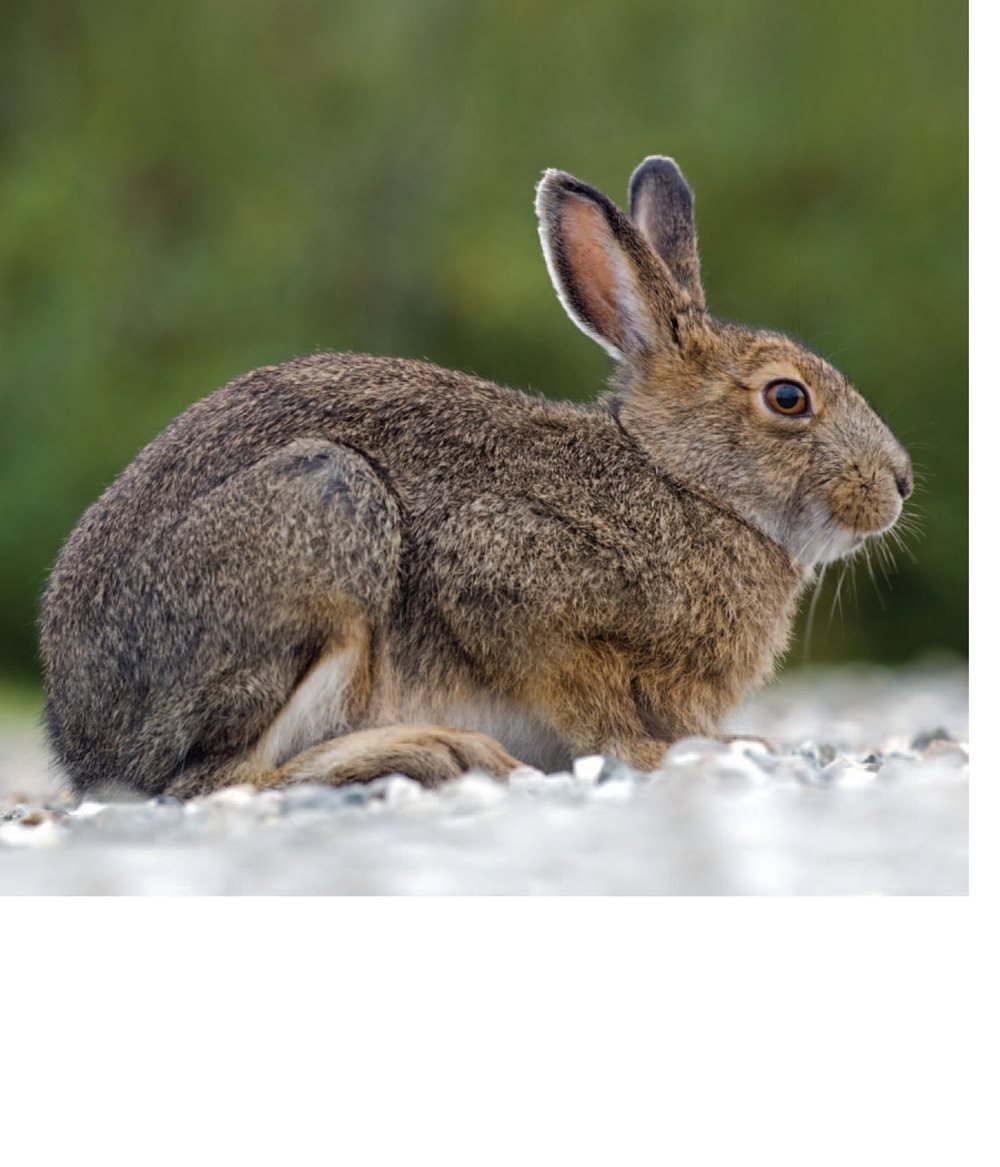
536, 157, 912, 568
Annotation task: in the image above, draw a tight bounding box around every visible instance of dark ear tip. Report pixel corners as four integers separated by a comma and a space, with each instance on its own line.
632, 155, 684, 179
535, 168, 575, 218
535, 168, 619, 224
628, 155, 693, 213
538, 166, 570, 188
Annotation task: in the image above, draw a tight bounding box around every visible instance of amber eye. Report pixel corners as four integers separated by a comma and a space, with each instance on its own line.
763, 380, 810, 416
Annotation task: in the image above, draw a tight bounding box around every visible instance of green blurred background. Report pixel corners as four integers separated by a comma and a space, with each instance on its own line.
0, 0, 967, 688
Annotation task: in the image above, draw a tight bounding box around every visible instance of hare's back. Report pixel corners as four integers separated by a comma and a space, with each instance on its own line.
81, 352, 604, 528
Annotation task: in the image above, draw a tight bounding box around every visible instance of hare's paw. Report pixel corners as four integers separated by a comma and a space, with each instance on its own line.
272, 724, 521, 789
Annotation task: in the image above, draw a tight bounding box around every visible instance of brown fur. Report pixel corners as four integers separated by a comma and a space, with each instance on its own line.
39, 157, 911, 796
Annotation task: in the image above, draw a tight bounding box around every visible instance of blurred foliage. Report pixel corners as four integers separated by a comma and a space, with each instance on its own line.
0, 0, 967, 681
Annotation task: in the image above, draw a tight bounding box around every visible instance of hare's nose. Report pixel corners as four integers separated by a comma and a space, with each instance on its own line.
894, 470, 913, 500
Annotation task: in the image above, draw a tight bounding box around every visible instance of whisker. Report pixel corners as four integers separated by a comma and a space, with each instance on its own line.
829, 561, 850, 628
873, 535, 897, 584
884, 515, 920, 564
802, 559, 830, 662
862, 543, 886, 608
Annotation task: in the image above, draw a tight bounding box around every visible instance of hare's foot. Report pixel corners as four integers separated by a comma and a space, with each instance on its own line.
603, 735, 671, 773
613, 734, 778, 768
267, 724, 521, 789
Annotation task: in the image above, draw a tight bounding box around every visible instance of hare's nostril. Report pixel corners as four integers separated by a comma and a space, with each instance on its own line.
895, 471, 913, 501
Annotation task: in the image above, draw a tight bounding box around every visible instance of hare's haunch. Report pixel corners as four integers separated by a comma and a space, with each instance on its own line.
40, 158, 912, 797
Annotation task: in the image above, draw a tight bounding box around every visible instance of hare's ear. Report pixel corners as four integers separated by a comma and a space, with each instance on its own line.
627, 156, 706, 311
536, 169, 680, 360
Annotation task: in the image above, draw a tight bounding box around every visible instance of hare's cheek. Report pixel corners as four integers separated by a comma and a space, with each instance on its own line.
824, 466, 903, 536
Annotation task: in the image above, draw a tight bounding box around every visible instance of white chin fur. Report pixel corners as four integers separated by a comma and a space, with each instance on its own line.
750, 504, 873, 569
806, 527, 867, 567
780, 498, 902, 569
719, 491, 902, 570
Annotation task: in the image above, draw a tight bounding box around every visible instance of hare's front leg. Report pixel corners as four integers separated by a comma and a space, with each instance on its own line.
523, 648, 690, 773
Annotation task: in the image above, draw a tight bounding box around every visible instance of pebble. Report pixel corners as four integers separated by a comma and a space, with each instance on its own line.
706, 751, 771, 791
664, 737, 729, 766
921, 740, 968, 765
70, 801, 108, 821
0, 814, 65, 848
338, 782, 380, 807
205, 785, 257, 808
595, 757, 640, 785
590, 777, 634, 801
815, 758, 879, 788
279, 783, 351, 813
911, 727, 956, 750
796, 740, 838, 768
507, 765, 547, 792
438, 773, 507, 813
572, 755, 605, 784
382, 775, 426, 810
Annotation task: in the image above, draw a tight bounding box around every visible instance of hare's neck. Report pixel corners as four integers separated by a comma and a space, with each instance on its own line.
609, 396, 802, 572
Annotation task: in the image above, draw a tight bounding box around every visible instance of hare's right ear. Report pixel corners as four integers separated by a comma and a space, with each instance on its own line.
536, 169, 685, 361
627, 156, 706, 311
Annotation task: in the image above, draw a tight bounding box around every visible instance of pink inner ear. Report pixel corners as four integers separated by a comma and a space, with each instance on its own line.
562, 196, 625, 351
632, 197, 660, 254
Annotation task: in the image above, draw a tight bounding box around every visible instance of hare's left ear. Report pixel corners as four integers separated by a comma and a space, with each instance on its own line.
535, 169, 686, 360
627, 156, 706, 311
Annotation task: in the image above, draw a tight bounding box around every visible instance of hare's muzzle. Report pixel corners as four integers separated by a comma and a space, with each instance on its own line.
824, 446, 912, 545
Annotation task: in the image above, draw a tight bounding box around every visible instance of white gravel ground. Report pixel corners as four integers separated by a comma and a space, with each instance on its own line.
0, 663, 967, 895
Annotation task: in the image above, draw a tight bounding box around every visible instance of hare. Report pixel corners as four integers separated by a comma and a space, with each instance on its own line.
39, 157, 912, 798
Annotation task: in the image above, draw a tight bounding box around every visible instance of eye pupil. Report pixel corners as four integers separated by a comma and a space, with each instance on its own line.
765, 381, 809, 416
775, 384, 800, 410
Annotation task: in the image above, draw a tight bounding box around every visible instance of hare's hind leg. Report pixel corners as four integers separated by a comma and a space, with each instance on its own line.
245, 632, 521, 790
159, 437, 520, 797
158, 438, 399, 799
185, 719, 520, 798
260, 724, 520, 789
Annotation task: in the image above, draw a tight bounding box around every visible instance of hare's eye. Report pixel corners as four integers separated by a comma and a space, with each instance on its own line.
764, 380, 810, 417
